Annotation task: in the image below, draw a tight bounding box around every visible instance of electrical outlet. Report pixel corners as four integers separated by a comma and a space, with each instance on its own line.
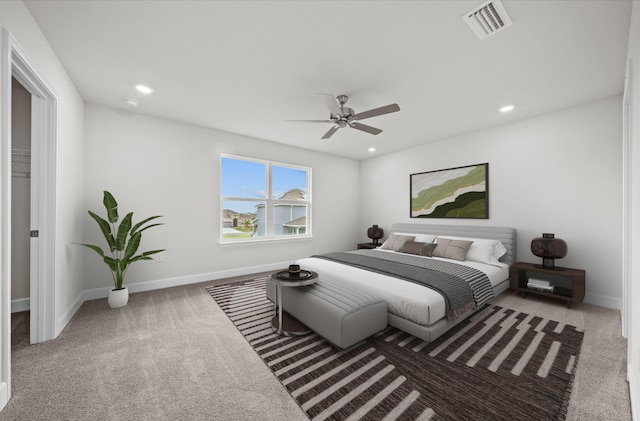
155, 252, 164, 262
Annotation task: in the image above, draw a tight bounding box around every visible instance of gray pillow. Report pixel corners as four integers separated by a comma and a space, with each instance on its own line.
380, 234, 415, 251
401, 241, 436, 257
432, 238, 473, 261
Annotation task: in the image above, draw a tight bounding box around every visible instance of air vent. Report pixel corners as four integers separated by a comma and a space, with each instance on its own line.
463, 0, 513, 40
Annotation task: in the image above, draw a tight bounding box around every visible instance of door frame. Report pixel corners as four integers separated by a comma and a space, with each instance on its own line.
622, 58, 632, 340
1, 28, 57, 409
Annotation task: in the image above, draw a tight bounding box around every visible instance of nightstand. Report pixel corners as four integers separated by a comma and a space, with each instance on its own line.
357, 242, 380, 250
509, 262, 585, 308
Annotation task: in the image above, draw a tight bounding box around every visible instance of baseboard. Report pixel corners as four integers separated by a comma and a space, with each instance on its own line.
584, 292, 621, 310
56, 288, 90, 337
56, 261, 290, 337
0, 381, 8, 413
630, 363, 639, 421
11, 298, 30, 313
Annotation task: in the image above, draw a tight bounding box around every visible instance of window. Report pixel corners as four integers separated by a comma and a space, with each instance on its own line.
220, 155, 311, 242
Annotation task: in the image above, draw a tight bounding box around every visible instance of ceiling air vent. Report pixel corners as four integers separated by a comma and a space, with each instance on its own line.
463, 0, 513, 40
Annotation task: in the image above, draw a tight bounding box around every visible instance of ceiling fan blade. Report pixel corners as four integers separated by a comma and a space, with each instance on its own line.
350, 122, 383, 135
285, 119, 333, 123
352, 103, 400, 121
321, 125, 340, 139
318, 93, 342, 116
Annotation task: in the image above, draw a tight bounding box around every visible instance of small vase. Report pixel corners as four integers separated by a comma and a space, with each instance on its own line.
108, 287, 129, 308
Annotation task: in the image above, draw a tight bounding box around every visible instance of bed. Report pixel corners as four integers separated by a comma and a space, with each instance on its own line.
293, 223, 517, 344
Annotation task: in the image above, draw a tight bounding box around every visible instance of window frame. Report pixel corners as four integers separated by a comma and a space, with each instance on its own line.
220, 154, 312, 244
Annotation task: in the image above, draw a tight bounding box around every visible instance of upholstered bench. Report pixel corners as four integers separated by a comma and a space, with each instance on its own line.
266, 277, 388, 349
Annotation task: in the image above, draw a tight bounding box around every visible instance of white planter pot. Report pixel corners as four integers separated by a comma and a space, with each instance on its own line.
108, 287, 129, 308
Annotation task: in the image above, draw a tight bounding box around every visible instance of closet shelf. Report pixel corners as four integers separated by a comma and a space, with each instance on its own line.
12, 149, 31, 177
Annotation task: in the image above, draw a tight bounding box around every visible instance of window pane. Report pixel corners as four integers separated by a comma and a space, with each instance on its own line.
273, 203, 307, 236
221, 200, 263, 239
221, 157, 267, 199
272, 165, 307, 200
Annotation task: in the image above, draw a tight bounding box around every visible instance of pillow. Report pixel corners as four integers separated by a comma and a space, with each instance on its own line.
437, 236, 507, 266
380, 234, 415, 251
401, 241, 436, 257
393, 232, 437, 244
432, 238, 473, 261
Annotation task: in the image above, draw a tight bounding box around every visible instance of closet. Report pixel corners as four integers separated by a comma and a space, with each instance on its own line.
11, 77, 31, 316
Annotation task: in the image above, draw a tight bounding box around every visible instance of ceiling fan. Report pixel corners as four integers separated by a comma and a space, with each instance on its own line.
287, 93, 400, 139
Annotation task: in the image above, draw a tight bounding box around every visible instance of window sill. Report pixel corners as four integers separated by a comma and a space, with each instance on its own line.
218, 235, 313, 247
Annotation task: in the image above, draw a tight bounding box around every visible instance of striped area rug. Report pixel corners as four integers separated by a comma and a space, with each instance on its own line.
207, 278, 583, 421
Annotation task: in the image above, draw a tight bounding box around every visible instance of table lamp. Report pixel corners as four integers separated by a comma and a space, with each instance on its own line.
530, 233, 567, 270
367, 225, 384, 245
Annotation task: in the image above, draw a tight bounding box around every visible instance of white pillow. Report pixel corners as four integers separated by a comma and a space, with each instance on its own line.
436, 236, 506, 266
393, 232, 437, 244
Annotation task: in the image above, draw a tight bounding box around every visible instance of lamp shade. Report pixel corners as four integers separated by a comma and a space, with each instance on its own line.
367, 225, 384, 245
531, 233, 567, 269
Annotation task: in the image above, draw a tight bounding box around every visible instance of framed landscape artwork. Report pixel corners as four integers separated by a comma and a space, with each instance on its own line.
410, 163, 489, 219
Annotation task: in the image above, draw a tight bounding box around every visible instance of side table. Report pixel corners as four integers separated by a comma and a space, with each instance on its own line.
270, 270, 318, 335
509, 262, 585, 308
357, 242, 381, 250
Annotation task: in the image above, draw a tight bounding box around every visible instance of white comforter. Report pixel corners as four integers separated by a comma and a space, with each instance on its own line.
296, 250, 508, 327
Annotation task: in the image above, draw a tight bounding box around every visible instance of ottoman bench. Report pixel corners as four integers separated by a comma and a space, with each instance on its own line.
266, 277, 388, 349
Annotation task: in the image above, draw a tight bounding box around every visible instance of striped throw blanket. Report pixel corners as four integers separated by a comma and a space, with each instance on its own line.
311, 249, 494, 319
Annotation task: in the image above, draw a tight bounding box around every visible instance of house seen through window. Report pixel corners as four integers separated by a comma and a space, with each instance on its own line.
220, 155, 311, 242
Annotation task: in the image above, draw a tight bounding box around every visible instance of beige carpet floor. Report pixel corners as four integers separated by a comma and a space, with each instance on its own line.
0, 274, 631, 420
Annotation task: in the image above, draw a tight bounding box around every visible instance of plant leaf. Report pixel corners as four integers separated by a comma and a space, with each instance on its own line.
103, 191, 119, 224
123, 231, 141, 262
103, 256, 119, 273
115, 212, 133, 251
87, 211, 116, 252
142, 249, 165, 256
78, 243, 106, 258
131, 215, 163, 235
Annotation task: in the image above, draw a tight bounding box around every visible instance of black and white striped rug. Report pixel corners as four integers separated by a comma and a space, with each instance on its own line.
207, 278, 583, 421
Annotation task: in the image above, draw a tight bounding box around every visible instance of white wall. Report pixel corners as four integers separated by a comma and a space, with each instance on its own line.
626, 2, 640, 418
0, 1, 86, 332
82, 104, 360, 290
360, 96, 622, 309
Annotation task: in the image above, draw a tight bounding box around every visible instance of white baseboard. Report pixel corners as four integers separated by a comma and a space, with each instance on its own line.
630, 364, 639, 421
584, 292, 621, 310
0, 381, 8, 413
56, 261, 290, 336
11, 298, 30, 313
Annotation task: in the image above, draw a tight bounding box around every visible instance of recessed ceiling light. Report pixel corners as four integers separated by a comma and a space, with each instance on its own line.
368, 147, 376, 152
135, 84, 153, 94
123, 97, 139, 106
499, 104, 515, 113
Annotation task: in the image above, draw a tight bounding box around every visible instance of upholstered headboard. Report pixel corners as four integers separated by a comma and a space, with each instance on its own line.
388, 223, 517, 265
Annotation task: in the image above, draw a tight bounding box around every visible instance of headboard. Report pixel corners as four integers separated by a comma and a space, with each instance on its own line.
389, 223, 517, 266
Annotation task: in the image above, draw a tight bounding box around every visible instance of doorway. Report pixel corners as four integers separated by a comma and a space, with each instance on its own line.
1, 28, 58, 410
10, 77, 31, 343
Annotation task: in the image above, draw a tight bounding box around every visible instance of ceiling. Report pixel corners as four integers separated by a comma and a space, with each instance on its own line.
24, 0, 632, 160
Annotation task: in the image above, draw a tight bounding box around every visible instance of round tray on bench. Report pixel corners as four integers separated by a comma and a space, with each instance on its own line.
273, 270, 317, 282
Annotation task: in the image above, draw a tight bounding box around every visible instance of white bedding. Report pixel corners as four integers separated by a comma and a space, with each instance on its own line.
296, 250, 508, 327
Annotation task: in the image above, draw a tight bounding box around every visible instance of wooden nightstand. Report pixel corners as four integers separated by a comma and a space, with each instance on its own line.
357, 242, 380, 250
509, 262, 585, 308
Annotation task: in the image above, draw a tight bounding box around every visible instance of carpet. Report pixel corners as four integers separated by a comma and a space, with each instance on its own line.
207, 278, 584, 421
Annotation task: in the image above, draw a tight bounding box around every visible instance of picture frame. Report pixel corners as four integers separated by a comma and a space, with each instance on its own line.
410, 163, 489, 219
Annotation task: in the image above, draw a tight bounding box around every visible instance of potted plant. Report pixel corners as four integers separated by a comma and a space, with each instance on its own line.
79, 191, 165, 308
